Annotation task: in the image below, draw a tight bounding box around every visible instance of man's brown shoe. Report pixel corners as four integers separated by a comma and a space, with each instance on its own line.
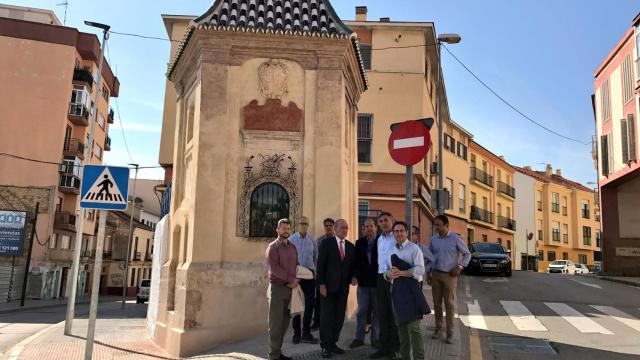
431, 330, 442, 339
445, 334, 453, 344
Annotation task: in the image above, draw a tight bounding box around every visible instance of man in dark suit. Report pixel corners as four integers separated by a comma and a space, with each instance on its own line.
317, 218, 356, 358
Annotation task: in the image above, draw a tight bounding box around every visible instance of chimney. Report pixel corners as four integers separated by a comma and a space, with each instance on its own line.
545, 164, 553, 177
380, 17, 391, 22
556, 169, 562, 177
355, 6, 367, 21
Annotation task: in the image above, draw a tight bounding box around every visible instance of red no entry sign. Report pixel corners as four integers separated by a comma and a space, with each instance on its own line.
388, 120, 432, 166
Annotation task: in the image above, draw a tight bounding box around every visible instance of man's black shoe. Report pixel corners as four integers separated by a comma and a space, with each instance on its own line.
311, 323, 320, 331
331, 345, 345, 355
349, 339, 365, 349
321, 348, 332, 358
369, 350, 390, 359
301, 334, 319, 344
292, 335, 301, 344
279, 355, 292, 360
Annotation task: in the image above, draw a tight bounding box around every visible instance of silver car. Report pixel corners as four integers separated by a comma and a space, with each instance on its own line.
574, 264, 590, 275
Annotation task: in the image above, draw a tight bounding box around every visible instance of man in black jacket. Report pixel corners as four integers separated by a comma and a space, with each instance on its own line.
350, 218, 379, 349
317, 219, 356, 358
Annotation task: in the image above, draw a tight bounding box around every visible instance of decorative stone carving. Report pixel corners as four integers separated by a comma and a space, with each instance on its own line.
258, 60, 288, 100
237, 154, 300, 239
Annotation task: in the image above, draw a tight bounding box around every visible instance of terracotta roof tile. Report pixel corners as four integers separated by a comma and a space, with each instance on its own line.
514, 166, 593, 193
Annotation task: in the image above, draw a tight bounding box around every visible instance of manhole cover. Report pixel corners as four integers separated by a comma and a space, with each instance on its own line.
488, 337, 556, 355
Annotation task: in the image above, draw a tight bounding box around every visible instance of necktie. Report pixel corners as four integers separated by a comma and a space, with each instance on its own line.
339, 240, 345, 261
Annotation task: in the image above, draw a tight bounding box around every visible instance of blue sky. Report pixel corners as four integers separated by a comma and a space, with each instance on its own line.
8, 0, 639, 184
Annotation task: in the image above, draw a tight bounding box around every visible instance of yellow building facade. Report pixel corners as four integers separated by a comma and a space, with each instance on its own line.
517, 165, 601, 271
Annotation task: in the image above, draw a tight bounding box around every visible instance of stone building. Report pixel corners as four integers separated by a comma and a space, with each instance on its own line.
156, 0, 367, 356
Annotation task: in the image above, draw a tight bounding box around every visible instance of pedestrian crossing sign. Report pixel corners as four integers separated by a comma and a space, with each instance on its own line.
80, 165, 130, 210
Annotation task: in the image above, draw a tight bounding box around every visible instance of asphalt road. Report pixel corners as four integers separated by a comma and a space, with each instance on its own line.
458, 271, 640, 360
0, 300, 147, 357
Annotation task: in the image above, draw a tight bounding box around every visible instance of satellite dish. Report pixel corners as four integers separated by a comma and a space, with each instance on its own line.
527, 233, 534, 240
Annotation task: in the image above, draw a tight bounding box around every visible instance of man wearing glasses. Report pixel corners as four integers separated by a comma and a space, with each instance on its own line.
311, 218, 335, 331
289, 216, 319, 344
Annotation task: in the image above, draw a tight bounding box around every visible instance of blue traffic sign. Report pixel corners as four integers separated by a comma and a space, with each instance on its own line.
80, 165, 130, 210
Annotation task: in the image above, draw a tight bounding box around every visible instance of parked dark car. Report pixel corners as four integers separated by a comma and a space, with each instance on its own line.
465, 242, 512, 277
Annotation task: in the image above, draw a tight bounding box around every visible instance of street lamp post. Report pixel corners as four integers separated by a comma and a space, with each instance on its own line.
65, 20, 110, 336
436, 34, 461, 214
122, 163, 139, 309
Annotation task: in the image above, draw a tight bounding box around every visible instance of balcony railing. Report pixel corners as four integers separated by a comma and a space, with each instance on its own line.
54, 211, 76, 232
108, 108, 115, 124
145, 254, 153, 261
563, 234, 568, 243
562, 206, 568, 216
551, 203, 560, 213
470, 167, 494, 187
497, 181, 515, 198
470, 205, 493, 224
73, 67, 94, 88
538, 230, 543, 240
104, 136, 111, 151
59, 173, 81, 194
103, 251, 112, 260
68, 103, 89, 126
537, 201, 542, 211
498, 216, 517, 231
63, 138, 85, 159
582, 209, 590, 219
133, 252, 141, 261
552, 230, 560, 242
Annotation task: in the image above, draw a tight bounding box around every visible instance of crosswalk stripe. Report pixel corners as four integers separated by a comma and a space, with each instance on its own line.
545, 302, 613, 334
591, 305, 640, 332
467, 300, 488, 330
500, 301, 548, 332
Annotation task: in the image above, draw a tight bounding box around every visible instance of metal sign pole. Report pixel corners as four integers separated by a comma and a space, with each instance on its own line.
84, 210, 107, 360
406, 166, 413, 239
122, 164, 139, 309
65, 26, 109, 335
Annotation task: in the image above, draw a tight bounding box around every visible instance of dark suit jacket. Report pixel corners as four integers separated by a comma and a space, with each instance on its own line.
353, 236, 378, 288
391, 254, 430, 325
317, 236, 355, 294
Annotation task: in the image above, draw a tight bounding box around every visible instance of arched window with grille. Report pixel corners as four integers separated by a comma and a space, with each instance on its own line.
249, 182, 290, 237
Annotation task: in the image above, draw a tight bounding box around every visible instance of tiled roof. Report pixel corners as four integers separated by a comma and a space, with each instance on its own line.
194, 0, 353, 37
514, 166, 593, 193
167, 0, 368, 88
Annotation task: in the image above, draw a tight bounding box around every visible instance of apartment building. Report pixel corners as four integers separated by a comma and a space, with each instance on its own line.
593, 14, 640, 276
0, 5, 119, 300
345, 7, 446, 242
467, 141, 517, 252
441, 120, 473, 236
516, 165, 601, 272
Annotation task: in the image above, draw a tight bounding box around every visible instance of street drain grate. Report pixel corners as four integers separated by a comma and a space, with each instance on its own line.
488, 337, 557, 354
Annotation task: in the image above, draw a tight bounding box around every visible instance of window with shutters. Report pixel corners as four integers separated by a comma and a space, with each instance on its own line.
357, 114, 373, 163
629, 114, 637, 162
622, 114, 637, 164
622, 55, 634, 104
600, 134, 611, 176
360, 44, 372, 70
583, 226, 592, 246
444, 134, 456, 152
548, 251, 556, 261
600, 80, 611, 122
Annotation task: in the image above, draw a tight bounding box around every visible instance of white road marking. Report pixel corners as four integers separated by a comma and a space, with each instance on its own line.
500, 301, 548, 332
591, 305, 640, 332
545, 302, 613, 334
467, 300, 488, 330
393, 136, 424, 149
568, 278, 602, 289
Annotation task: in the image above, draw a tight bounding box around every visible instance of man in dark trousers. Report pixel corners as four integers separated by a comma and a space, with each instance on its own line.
370, 212, 400, 359
350, 217, 379, 349
317, 218, 355, 358
312, 217, 335, 331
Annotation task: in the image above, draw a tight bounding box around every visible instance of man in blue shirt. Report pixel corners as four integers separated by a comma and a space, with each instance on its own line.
412, 226, 434, 275
289, 216, 319, 345
370, 212, 399, 360
427, 214, 471, 344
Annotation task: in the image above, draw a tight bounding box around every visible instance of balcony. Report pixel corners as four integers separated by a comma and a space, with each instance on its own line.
73, 67, 94, 89
54, 211, 76, 232
145, 254, 153, 262
497, 181, 516, 199
538, 230, 543, 241
470, 205, 493, 225
537, 201, 543, 211
552, 230, 560, 242
104, 136, 111, 151
103, 251, 112, 260
470, 167, 493, 188
551, 203, 560, 213
59, 172, 80, 194
108, 108, 115, 124
50, 248, 73, 262
133, 252, 141, 261
563, 234, 569, 243
498, 216, 517, 231
68, 103, 89, 126
582, 209, 590, 219
562, 206, 568, 216
63, 139, 85, 159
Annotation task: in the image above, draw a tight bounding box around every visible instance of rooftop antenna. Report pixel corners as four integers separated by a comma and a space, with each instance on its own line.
56, 1, 69, 26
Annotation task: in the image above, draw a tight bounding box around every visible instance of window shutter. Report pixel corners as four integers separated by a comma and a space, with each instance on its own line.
628, 114, 637, 162
621, 118, 629, 164
360, 44, 372, 70
601, 135, 609, 176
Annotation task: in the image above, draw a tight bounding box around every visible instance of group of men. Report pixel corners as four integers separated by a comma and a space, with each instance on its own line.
266, 213, 471, 360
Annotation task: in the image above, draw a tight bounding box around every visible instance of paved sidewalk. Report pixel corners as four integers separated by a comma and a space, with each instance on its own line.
2, 289, 461, 360
597, 275, 640, 287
